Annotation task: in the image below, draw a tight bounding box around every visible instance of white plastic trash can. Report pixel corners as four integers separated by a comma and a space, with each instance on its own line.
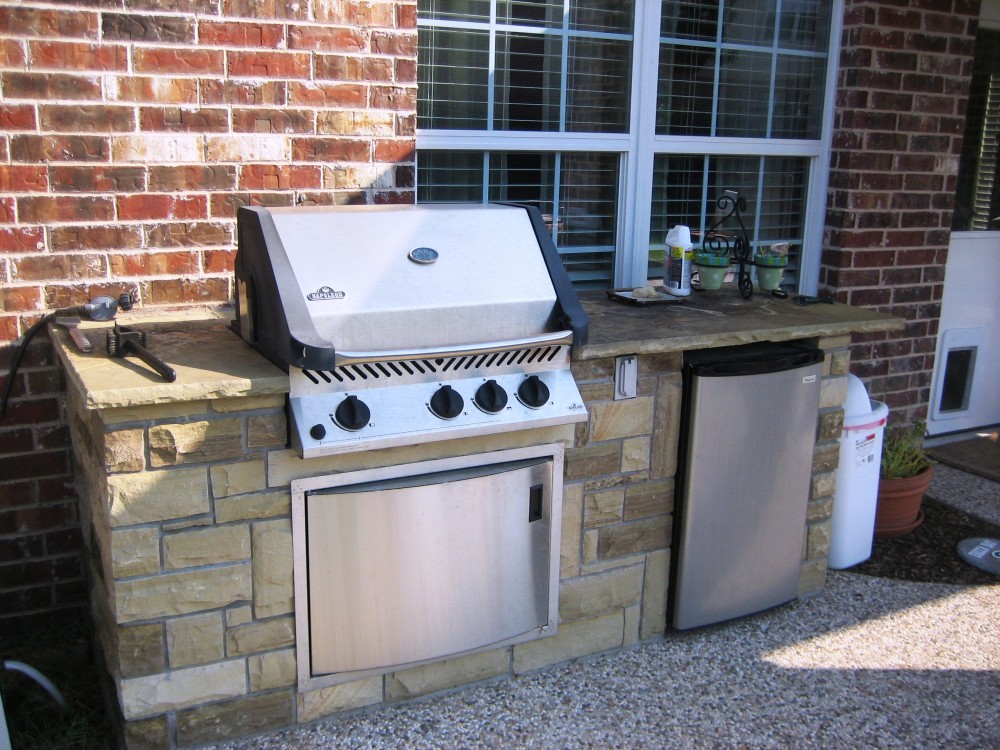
828, 375, 889, 569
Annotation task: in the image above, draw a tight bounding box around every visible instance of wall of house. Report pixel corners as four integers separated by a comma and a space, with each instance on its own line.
820, 0, 979, 426
0, 0, 417, 634
0, 0, 982, 631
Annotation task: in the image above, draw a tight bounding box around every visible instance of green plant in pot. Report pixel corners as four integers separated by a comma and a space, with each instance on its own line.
875, 421, 933, 538
753, 242, 789, 291
693, 251, 730, 290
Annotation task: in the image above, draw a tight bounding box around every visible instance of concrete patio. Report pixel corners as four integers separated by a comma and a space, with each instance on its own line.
207, 463, 1000, 750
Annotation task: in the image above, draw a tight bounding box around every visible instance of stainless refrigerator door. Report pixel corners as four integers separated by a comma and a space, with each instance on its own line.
672, 358, 822, 630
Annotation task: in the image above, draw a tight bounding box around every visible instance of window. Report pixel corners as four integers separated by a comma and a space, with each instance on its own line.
417, 1, 839, 293
953, 26, 1000, 231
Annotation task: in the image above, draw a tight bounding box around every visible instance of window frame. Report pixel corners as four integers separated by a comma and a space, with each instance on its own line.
416, 1, 844, 295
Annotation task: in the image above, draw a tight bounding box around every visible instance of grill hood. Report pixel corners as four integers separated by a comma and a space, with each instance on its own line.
235, 203, 587, 370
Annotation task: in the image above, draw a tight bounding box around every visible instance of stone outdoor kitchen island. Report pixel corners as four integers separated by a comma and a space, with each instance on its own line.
55, 294, 899, 749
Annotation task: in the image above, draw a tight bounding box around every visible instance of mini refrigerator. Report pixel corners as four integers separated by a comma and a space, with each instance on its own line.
670, 342, 824, 630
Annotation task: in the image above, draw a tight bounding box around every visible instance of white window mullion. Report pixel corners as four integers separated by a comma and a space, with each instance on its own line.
798, 0, 844, 296
618, 0, 663, 287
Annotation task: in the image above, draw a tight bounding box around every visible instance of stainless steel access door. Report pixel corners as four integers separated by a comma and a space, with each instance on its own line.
292, 445, 562, 689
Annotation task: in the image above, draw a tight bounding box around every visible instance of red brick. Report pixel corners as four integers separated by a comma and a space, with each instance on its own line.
288, 25, 366, 51
39, 104, 135, 133
232, 108, 314, 133
0, 40, 27, 68
0, 317, 19, 342
314, 53, 391, 82
49, 166, 145, 193
315, 1, 396, 26
373, 189, 414, 204
201, 79, 287, 106
913, 94, 955, 115
13, 254, 109, 283
198, 20, 285, 47
0, 398, 61, 429
110, 251, 201, 277
111, 76, 199, 104
117, 194, 208, 221
150, 166, 237, 192
28, 41, 127, 71
0, 227, 45, 254
0, 285, 42, 314
397, 3, 417, 29
395, 57, 416, 84
371, 85, 416, 110
228, 50, 311, 78
288, 81, 367, 107
17, 196, 115, 224
0, 534, 44, 563
0, 166, 47, 193
882, 229, 931, 249
895, 194, 933, 212
372, 31, 415, 57
139, 106, 229, 132
145, 222, 232, 248
134, 47, 225, 75
204, 248, 235, 274
292, 137, 371, 162
239, 164, 322, 190
49, 225, 143, 251
875, 7, 921, 30
223, 0, 309, 20
9, 134, 109, 162
0, 105, 37, 131
0, 199, 13, 223
140, 276, 230, 304
0, 6, 97, 38
374, 138, 414, 163
2, 72, 102, 101
209, 191, 294, 217
102, 13, 194, 43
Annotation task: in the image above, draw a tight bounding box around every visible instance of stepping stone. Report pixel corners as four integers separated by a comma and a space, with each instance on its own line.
957, 537, 1000, 575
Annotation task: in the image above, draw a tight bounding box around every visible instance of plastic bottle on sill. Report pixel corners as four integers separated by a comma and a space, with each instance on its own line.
664, 224, 693, 297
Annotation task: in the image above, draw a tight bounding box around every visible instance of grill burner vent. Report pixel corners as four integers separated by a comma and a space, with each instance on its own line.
302, 346, 563, 388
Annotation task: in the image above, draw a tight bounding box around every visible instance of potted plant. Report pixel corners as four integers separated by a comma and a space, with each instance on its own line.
874, 421, 933, 538
693, 251, 730, 290
753, 242, 790, 291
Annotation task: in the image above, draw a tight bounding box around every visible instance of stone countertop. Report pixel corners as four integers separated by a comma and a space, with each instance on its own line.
53, 292, 902, 410
576, 288, 903, 360
51, 307, 288, 411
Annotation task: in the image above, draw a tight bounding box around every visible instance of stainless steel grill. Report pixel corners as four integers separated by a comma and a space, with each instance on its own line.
234, 203, 589, 457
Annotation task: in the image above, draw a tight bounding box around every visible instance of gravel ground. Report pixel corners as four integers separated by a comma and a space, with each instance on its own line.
207, 469, 1000, 750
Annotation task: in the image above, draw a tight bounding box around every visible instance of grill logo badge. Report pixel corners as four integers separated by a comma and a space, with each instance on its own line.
307, 286, 346, 301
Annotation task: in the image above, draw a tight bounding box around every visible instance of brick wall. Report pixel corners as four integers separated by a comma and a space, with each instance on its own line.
820, 0, 978, 426
0, 0, 417, 632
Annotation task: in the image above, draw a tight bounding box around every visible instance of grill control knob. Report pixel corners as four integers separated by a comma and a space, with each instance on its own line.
475, 380, 508, 414
309, 423, 327, 441
429, 384, 464, 420
334, 395, 370, 431
518, 375, 550, 409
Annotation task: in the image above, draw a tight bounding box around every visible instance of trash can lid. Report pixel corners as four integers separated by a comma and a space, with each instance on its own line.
843, 374, 873, 418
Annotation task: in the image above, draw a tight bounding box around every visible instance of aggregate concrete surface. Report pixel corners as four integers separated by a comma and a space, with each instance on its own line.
208, 467, 999, 750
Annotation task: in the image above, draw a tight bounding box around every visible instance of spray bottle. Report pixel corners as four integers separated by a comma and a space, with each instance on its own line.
664, 225, 693, 297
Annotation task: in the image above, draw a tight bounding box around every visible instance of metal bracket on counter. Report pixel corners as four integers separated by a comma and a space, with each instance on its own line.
106, 323, 177, 383
699, 190, 754, 300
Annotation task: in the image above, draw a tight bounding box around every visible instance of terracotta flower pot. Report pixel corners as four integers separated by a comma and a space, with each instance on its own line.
874, 464, 934, 538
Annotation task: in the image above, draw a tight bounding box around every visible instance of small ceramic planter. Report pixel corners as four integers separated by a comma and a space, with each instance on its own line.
753, 254, 788, 291
694, 253, 729, 290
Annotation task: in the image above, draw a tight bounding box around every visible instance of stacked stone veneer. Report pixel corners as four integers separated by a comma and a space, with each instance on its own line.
66, 336, 849, 749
